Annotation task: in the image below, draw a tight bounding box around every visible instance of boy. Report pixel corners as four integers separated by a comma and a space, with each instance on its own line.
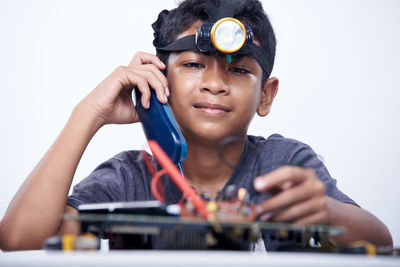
0, 0, 392, 251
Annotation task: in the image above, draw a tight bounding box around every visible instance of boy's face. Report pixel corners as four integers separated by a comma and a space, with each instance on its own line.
166, 21, 274, 144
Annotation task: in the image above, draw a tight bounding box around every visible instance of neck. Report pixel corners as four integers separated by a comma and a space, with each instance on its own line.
182, 137, 246, 198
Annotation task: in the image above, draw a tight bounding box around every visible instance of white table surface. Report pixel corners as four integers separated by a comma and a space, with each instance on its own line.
1, 250, 399, 267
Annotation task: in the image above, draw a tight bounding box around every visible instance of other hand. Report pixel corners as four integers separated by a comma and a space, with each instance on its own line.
253, 166, 329, 225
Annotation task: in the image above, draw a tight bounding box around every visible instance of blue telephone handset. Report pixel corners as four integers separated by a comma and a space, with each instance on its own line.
133, 89, 187, 166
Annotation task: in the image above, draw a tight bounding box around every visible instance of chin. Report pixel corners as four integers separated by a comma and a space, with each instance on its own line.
179, 119, 249, 144
185, 128, 244, 146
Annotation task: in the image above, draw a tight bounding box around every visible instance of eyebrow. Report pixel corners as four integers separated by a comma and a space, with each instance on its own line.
178, 50, 254, 66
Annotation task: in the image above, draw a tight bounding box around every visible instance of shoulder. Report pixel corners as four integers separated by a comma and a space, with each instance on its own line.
109, 150, 147, 167
246, 134, 320, 166
247, 133, 306, 146
247, 134, 311, 154
96, 150, 157, 187
94, 150, 155, 173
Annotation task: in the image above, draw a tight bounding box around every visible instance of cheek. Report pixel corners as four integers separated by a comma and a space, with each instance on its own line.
167, 80, 191, 119
238, 94, 260, 119
233, 80, 262, 111
167, 70, 200, 102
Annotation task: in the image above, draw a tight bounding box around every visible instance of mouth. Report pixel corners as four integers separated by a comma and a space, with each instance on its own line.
193, 102, 232, 115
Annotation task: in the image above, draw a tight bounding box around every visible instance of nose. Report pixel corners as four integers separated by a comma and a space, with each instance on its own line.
199, 61, 230, 95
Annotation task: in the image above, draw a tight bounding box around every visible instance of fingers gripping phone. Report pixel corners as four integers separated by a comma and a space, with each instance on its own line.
133, 87, 187, 166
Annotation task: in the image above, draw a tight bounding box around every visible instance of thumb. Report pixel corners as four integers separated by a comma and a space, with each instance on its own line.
253, 176, 268, 192
253, 175, 294, 193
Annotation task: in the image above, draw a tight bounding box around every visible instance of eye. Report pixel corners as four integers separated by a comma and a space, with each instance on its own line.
184, 62, 203, 68
229, 67, 250, 74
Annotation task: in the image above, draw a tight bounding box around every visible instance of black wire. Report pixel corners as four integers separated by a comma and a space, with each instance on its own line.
218, 136, 245, 169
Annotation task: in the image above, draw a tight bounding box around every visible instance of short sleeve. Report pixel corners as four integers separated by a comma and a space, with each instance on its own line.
67, 150, 154, 209
67, 159, 129, 209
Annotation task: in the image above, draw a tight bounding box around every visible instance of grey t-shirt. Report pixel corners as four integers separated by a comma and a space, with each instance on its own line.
67, 134, 357, 250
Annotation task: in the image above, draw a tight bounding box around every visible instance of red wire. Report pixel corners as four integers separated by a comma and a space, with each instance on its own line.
142, 150, 165, 202
151, 169, 168, 202
148, 140, 209, 219
141, 150, 157, 176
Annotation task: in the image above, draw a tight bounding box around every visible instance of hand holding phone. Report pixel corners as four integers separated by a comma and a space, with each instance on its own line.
127, 52, 187, 165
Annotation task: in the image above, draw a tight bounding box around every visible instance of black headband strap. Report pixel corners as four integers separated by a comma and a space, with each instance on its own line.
216, 0, 236, 20
156, 34, 272, 78
249, 43, 273, 79
157, 35, 197, 51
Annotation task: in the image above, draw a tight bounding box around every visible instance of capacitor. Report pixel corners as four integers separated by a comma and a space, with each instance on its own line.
43, 233, 100, 251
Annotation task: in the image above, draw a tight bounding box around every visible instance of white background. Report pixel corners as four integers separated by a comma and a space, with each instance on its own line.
0, 0, 399, 247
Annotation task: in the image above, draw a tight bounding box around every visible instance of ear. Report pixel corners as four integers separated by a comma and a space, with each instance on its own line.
257, 77, 279, 117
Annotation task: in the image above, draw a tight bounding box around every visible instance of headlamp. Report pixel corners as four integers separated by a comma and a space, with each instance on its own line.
196, 17, 252, 54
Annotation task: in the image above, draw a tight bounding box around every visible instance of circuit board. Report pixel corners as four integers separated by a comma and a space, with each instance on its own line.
66, 200, 345, 250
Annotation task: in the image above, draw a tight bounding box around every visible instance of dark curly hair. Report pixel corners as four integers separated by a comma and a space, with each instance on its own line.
152, 0, 276, 83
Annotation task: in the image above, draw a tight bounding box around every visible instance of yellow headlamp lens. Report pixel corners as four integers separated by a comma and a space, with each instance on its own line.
211, 18, 246, 54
